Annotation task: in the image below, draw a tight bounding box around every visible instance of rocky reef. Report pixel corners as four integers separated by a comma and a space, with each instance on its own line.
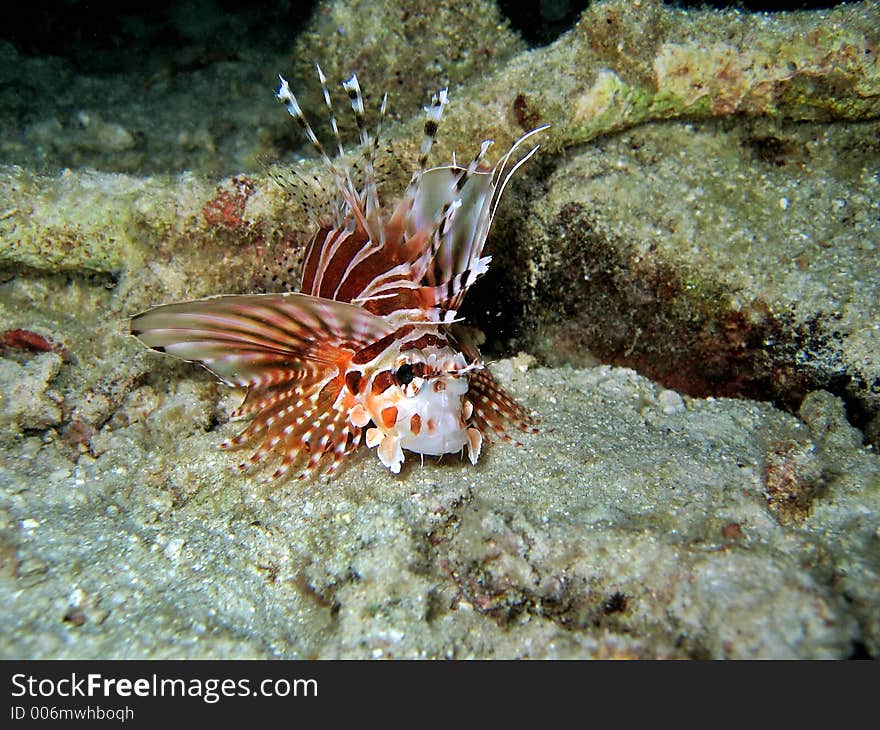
0, 0, 878, 658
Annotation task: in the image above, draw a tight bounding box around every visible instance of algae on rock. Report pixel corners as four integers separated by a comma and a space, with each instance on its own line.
488, 117, 880, 431
3, 0, 878, 279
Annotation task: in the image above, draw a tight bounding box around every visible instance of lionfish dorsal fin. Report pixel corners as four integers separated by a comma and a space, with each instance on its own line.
382, 86, 447, 250
292, 79, 448, 311
314, 65, 346, 161
488, 123, 550, 221
421, 139, 494, 285
341, 73, 384, 244
411, 88, 449, 196
277, 74, 372, 237
279, 73, 547, 318
401, 124, 548, 312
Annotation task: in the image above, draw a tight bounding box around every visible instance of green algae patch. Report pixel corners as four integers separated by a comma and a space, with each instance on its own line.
0, 166, 308, 299
416, 0, 879, 166
0, 167, 229, 275
571, 70, 652, 141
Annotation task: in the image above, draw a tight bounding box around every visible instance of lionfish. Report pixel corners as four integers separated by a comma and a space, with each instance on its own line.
131, 68, 548, 479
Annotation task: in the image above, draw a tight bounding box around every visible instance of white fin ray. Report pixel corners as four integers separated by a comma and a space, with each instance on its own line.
131, 292, 394, 386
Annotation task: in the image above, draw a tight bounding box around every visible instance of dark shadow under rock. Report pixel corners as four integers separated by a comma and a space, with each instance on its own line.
480, 118, 880, 441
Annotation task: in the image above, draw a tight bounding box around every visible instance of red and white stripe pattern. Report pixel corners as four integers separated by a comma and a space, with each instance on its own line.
131, 69, 547, 479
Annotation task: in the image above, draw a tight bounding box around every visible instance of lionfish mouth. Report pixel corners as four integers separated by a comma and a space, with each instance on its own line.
131, 65, 548, 480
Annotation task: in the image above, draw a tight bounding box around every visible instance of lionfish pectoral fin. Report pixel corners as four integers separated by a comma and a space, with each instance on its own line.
130, 292, 393, 384
467, 369, 535, 443
131, 292, 394, 478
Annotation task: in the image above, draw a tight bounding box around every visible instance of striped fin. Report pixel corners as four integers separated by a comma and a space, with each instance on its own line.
342, 74, 383, 243
131, 292, 394, 387
300, 223, 394, 304
315, 64, 346, 160
279, 77, 547, 320
406, 125, 550, 311
131, 292, 394, 478
281, 71, 399, 306
384, 88, 449, 250
277, 74, 371, 235
264, 164, 334, 230
298, 89, 466, 314
411, 88, 448, 196
466, 369, 536, 444
223, 374, 360, 480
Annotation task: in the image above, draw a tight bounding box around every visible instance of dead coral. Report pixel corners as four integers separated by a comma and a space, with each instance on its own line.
0, 352, 64, 434
762, 440, 824, 525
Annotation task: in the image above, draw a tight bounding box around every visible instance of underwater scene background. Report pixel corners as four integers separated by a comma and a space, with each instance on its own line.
0, 0, 878, 658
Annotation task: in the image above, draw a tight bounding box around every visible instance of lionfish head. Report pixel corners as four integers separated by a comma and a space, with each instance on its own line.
348, 337, 482, 474
130, 66, 547, 480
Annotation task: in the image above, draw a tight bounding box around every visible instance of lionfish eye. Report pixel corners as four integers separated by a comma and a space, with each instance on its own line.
394, 363, 415, 386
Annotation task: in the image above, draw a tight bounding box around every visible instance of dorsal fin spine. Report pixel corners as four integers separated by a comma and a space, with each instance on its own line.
342, 74, 384, 244
277, 73, 372, 236
403, 88, 448, 210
